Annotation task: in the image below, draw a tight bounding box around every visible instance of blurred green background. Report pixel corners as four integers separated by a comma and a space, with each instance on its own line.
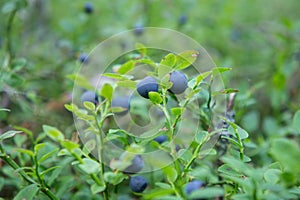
1, 0, 299, 134
0, 0, 300, 198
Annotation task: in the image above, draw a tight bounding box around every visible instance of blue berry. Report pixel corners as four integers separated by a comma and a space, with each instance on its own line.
185, 180, 205, 195
178, 14, 187, 26
134, 24, 144, 36
123, 155, 144, 174
154, 135, 167, 144
129, 176, 148, 193
79, 53, 88, 63
84, 2, 93, 14
169, 71, 188, 94
111, 96, 130, 115
81, 91, 98, 105
136, 76, 158, 99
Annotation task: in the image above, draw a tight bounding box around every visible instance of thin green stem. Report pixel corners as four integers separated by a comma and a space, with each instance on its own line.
93, 101, 111, 200
40, 187, 59, 200
0, 144, 58, 200
170, 181, 182, 198
183, 144, 202, 174
181, 130, 221, 178
161, 89, 173, 132
232, 125, 244, 161
91, 173, 103, 186
159, 89, 183, 185
34, 155, 44, 185
94, 114, 105, 175
0, 153, 35, 184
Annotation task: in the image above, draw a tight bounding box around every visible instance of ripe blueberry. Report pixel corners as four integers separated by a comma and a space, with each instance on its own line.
185, 180, 205, 195
111, 96, 130, 115
136, 76, 158, 99
133, 24, 144, 36
169, 71, 188, 94
154, 135, 167, 144
129, 176, 148, 193
178, 14, 187, 26
122, 155, 144, 174
84, 2, 93, 14
79, 53, 88, 63
81, 91, 99, 105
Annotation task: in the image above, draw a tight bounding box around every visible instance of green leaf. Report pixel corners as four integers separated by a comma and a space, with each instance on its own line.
164, 166, 177, 182
185, 88, 201, 99
269, 138, 300, 173
38, 148, 59, 164
91, 184, 106, 194
104, 172, 127, 185
0, 130, 22, 141
73, 110, 94, 121
9, 74, 25, 87
118, 60, 135, 74
194, 131, 208, 144
264, 169, 281, 183
212, 88, 239, 96
126, 143, 145, 154
292, 110, 300, 133
13, 126, 33, 139
83, 101, 95, 111
142, 188, 174, 199
40, 166, 61, 177
102, 73, 133, 80
149, 92, 162, 104
64, 103, 78, 112
281, 171, 297, 187
189, 187, 224, 199
155, 182, 172, 189
109, 106, 127, 113
221, 156, 251, 175
195, 70, 212, 85
135, 43, 147, 55
61, 140, 79, 151
221, 88, 239, 94
212, 67, 232, 76
178, 149, 193, 163
218, 164, 242, 177
171, 107, 184, 116
11, 58, 26, 70
221, 135, 241, 148
229, 124, 249, 140
13, 134, 27, 148
43, 125, 64, 142
2, 2, 16, 14
160, 53, 177, 68
13, 184, 39, 200
16, 148, 34, 157
34, 143, 46, 153
100, 83, 113, 100
175, 50, 199, 70
57, 149, 71, 156
78, 158, 100, 174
